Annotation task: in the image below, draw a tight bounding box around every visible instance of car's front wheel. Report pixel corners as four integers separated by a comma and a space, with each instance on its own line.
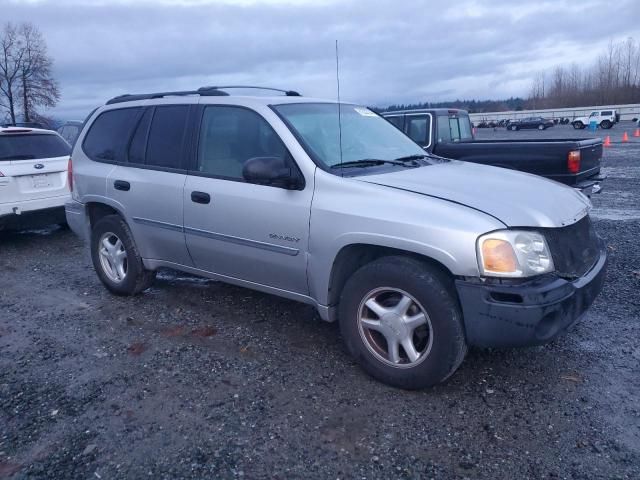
90, 214, 155, 295
538, 124, 545, 130
338, 256, 467, 389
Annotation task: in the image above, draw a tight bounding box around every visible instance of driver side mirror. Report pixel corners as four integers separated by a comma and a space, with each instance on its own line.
242, 156, 304, 190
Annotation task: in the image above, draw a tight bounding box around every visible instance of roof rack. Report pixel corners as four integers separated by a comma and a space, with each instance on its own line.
105, 85, 302, 105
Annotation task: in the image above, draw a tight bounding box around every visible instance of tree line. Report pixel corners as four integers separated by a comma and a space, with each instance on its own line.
528, 37, 640, 109
0, 22, 59, 125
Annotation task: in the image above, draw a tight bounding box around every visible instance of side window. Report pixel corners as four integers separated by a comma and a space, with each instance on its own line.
386, 115, 404, 130
127, 108, 153, 164
197, 106, 290, 181
145, 105, 189, 169
436, 115, 451, 143
601, 111, 612, 116
448, 117, 461, 141
406, 115, 430, 146
83, 108, 140, 162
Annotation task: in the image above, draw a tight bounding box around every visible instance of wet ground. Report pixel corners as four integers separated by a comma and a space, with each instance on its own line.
1, 124, 639, 479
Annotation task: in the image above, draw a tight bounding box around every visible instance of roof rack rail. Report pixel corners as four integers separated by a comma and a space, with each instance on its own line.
105, 85, 301, 105
198, 86, 302, 97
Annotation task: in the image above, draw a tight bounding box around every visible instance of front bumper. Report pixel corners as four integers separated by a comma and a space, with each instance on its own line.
455, 247, 607, 348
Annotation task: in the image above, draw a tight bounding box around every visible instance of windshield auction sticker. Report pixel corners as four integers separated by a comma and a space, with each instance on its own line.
354, 107, 377, 117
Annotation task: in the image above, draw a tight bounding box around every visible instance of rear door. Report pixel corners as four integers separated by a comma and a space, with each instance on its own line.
0, 132, 71, 208
82, 103, 192, 266
183, 104, 312, 294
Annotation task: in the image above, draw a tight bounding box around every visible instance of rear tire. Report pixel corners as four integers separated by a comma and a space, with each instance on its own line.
338, 256, 467, 390
573, 121, 584, 129
600, 120, 612, 129
90, 214, 155, 295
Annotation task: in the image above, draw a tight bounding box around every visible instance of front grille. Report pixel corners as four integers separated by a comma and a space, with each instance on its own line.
543, 215, 600, 279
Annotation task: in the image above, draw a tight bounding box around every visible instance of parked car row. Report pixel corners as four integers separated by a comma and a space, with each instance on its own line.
473, 109, 621, 130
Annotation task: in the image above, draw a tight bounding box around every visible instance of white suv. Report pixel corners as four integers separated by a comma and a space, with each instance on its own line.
0, 127, 71, 230
572, 110, 618, 129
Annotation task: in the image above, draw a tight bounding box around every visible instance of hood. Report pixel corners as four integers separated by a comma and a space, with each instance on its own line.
357, 161, 591, 228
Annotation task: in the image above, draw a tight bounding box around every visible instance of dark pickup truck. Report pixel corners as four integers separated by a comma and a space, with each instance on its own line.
382, 109, 604, 195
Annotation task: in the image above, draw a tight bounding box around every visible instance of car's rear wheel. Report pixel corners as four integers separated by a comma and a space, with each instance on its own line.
91, 214, 155, 295
600, 120, 612, 129
338, 256, 467, 390
573, 121, 584, 129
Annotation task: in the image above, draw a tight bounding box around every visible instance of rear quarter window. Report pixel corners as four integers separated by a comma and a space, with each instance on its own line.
82, 108, 140, 162
0, 134, 71, 161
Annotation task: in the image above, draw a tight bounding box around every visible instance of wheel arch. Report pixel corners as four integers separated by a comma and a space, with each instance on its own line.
324, 243, 457, 322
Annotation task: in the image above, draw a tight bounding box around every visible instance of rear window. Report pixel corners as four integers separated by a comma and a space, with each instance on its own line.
436, 115, 473, 143
83, 108, 140, 162
0, 133, 71, 161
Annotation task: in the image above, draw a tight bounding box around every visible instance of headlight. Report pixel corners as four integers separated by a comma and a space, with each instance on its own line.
477, 230, 554, 278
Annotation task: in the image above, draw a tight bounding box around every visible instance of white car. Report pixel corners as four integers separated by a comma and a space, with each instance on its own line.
572, 110, 618, 130
0, 127, 71, 230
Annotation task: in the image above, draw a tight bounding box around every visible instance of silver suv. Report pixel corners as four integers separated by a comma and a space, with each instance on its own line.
66, 86, 607, 389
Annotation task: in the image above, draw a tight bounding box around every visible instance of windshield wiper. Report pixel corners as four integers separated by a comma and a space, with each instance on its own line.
393, 154, 428, 162
330, 159, 413, 169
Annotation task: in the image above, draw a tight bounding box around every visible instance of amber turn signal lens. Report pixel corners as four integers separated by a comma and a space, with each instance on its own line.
481, 239, 518, 273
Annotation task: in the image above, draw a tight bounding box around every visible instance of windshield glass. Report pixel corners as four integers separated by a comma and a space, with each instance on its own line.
0, 133, 70, 161
273, 103, 426, 168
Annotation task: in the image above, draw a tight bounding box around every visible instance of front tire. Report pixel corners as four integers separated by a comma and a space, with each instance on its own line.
338, 256, 467, 389
538, 124, 545, 130
90, 214, 155, 295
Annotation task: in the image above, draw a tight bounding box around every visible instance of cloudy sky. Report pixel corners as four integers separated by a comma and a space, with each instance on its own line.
3, 0, 640, 119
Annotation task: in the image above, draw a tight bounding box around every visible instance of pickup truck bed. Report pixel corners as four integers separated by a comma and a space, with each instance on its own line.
382, 109, 604, 195
434, 138, 604, 191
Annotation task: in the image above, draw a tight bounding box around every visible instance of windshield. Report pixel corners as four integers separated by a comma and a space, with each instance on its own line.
273, 103, 426, 168
0, 133, 70, 161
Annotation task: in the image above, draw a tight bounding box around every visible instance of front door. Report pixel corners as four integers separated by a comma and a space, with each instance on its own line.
183, 105, 312, 294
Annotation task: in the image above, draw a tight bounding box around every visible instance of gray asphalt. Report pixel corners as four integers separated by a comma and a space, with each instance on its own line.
1, 123, 639, 479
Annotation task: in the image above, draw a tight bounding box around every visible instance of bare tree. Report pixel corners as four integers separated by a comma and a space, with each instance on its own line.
17, 23, 59, 122
0, 23, 23, 123
0, 22, 58, 124
527, 37, 640, 109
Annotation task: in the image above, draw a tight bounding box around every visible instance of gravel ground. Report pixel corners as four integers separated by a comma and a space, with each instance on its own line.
1, 124, 639, 479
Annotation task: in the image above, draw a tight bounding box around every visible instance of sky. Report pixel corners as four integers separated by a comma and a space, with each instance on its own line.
2, 0, 640, 120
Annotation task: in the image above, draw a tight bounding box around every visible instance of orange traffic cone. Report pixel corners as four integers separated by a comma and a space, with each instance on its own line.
622, 131, 629, 142
634, 128, 640, 137
604, 136, 611, 147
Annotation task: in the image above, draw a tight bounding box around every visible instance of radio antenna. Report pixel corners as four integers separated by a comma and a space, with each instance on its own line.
335, 39, 343, 173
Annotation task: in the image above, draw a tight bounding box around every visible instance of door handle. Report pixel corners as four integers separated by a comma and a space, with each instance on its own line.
191, 191, 210, 204
114, 180, 130, 191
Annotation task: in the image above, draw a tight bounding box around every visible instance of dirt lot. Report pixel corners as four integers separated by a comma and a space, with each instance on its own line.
1, 124, 639, 479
